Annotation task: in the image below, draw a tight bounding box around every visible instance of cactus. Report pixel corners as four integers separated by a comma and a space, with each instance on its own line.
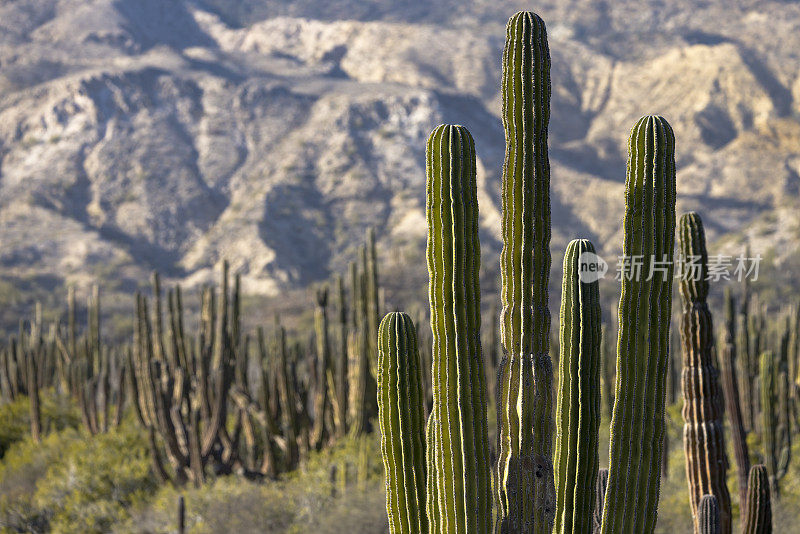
600, 115, 676, 533
554, 239, 601, 534
425, 124, 492, 533
494, 11, 555, 533
742, 465, 772, 534
377, 311, 427, 534
311, 286, 331, 450
719, 287, 750, 510
760, 350, 789, 498
678, 212, 731, 534
697, 495, 720, 534
593, 468, 608, 534
333, 273, 348, 437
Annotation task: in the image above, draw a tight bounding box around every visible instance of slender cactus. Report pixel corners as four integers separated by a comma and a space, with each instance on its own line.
554, 239, 601, 534
333, 273, 348, 437
425, 124, 491, 533
742, 465, 771, 534
719, 287, 750, 510
495, 12, 555, 533
600, 115, 677, 534
311, 287, 331, 450
377, 312, 428, 534
759, 350, 789, 498
697, 495, 720, 534
678, 212, 731, 534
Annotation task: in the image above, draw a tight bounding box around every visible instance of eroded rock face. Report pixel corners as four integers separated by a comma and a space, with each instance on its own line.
1, 0, 798, 294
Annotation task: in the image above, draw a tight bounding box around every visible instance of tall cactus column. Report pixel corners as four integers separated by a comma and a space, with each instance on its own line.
719, 287, 750, 510
554, 239, 601, 534
425, 124, 492, 533
600, 115, 676, 533
678, 212, 731, 534
495, 11, 555, 533
377, 312, 427, 534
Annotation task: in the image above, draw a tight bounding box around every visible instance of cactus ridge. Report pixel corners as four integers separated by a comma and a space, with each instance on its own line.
742, 465, 772, 534
377, 311, 428, 534
678, 212, 732, 534
697, 495, 720, 534
554, 239, 601, 534
425, 123, 492, 533
600, 115, 676, 534
495, 11, 555, 533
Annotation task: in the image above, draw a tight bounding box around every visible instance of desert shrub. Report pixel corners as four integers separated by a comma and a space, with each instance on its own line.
0, 393, 81, 458
32, 421, 156, 533
124, 432, 388, 534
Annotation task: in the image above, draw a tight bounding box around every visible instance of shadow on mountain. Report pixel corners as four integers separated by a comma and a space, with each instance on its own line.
259, 183, 333, 286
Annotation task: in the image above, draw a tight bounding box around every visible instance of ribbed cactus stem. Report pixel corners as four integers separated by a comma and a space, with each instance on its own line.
600, 115, 676, 534
425, 124, 491, 533
759, 349, 788, 499
554, 239, 601, 534
377, 312, 427, 534
678, 212, 731, 534
742, 465, 771, 534
697, 495, 720, 534
495, 11, 554, 533
311, 286, 331, 450
719, 287, 750, 510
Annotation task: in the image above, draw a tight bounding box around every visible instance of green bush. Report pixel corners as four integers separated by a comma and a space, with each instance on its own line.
0, 418, 155, 534
0, 393, 81, 458
124, 433, 387, 534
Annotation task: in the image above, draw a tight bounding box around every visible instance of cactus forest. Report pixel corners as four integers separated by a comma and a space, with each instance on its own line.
3, 8, 800, 534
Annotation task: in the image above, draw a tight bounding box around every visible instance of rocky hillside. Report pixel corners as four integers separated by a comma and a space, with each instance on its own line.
1, 0, 799, 297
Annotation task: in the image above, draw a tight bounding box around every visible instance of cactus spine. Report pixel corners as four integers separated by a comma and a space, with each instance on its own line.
719, 287, 750, 510
697, 495, 720, 534
554, 239, 601, 534
425, 124, 491, 533
495, 12, 555, 533
678, 212, 731, 534
742, 465, 772, 534
600, 115, 676, 533
377, 312, 427, 534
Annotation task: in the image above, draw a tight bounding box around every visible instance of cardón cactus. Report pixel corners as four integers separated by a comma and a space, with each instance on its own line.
742, 465, 771, 534
697, 495, 720, 534
377, 311, 427, 534
600, 115, 676, 533
495, 11, 555, 533
425, 123, 492, 533
678, 212, 731, 534
554, 239, 601, 534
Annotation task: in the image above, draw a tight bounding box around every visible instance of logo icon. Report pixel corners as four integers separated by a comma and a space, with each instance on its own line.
578, 252, 608, 283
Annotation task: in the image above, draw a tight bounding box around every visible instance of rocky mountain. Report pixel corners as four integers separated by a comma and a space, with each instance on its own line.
1, 0, 798, 298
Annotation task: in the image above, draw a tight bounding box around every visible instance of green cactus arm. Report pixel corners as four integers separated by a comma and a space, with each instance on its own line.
495, 11, 555, 534
600, 115, 676, 534
377, 312, 428, 534
554, 239, 601, 534
425, 123, 492, 533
